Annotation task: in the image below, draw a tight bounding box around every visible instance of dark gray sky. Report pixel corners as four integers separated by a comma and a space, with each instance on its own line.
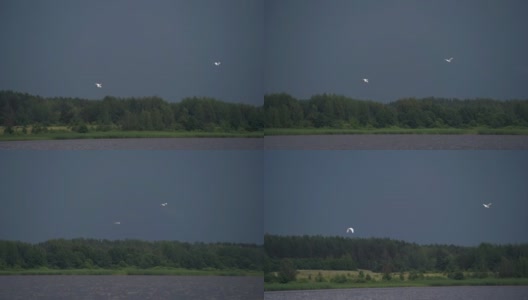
3, 1, 527, 105
0, 151, 263, 244
264, 151, 528, 246
0, 0, 263, 105
265, 0, 528, 102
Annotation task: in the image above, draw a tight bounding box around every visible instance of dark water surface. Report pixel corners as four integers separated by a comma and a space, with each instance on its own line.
264, 286, 528, 300
0, 138, 263, 150
264, 135, 528, 150
0, 275, 263, 300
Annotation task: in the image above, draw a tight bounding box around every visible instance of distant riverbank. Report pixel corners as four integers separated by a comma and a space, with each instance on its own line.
0, 267, 263, 277
264, 270, 528, 291
0, 128, 262, 141
2, 127, 527, 143
265, 127, 528, 136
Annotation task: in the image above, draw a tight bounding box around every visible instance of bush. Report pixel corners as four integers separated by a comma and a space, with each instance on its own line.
382, 272, 392, 281
3, 126, 14, 135
95, 124, 112, 132
365, 273, 372, 281
315, 272, 325, 282
277, 259, 297, 283
471, 271, 488, 279
448, 270, 465, 280
264, 272, 278, 283
330, 274, 348, 283
32, 124, 48, 134
408, 271, 423, 280
72, 123, 89, 133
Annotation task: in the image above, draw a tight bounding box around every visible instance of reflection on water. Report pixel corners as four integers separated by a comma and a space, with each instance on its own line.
264, 134, 528, 150
0, 275, 263, 300
0, 138, 263, 150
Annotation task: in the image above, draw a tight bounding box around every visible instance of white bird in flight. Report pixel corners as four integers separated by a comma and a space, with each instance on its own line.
95, 83, 102, 88
346, 227, 354, 233
214, 61, 221, 66
483, 203, 492, 208
362, 78, 369, 83
161, 203, 168, 207
444, 57, 454, 63
114, 221, 121, 225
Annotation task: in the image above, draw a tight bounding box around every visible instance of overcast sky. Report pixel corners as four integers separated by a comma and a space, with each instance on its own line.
264, 151, 528, 246
1, 1, 526, 104
0, 151, 263, 244
264, 0, 528, 102
0, 0, 263, 105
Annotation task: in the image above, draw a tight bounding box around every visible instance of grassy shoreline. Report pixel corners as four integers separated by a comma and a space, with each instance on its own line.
264, 270, 528, 291
265, 278, 528, 291
2, 126, 528, 141
0, 267, 263, 277
0, 130, 263, 141
265, 127, 528, 136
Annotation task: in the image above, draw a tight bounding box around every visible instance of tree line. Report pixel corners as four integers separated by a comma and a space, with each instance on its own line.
264, 234, 528, 278
264, 93, 528, 129
0, 90, 263, 132
2, 90, 528, 133
0, 239, 263, 271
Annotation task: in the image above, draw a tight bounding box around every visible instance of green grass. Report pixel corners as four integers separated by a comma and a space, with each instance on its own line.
0, 266, 263, 277
0, 128, 263, 141
264, 127, 528, 136
264, 270, 528, 291
265, 278, 528, 291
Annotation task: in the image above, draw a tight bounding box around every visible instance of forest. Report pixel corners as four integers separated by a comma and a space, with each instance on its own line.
0, 239, 263, 271
0, 90, 263, 133
263, 93, 528, 129
264, 235, 528, 278
2, 90, 528, 135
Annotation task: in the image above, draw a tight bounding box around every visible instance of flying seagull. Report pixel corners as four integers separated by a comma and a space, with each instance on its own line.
483, 203, 492, 208
346, 227, 354, 233
114, 221, 121, 225
444, 57, 454, 63
214, 61, 221, 66
161, 203, 168, 207
362, 78, 369, 83
95, 83, 102, 88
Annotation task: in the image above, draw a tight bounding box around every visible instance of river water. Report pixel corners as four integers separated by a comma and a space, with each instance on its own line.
264, 134, 528, 150
0, 275, 263, 300
264, 286, 528, 300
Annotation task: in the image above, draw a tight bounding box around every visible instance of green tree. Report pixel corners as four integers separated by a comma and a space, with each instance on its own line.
497, 257, 515, 278
278, 259, 297, 283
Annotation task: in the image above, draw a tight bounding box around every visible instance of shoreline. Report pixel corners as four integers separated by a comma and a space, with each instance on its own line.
0, 267, 263, 277
0, 130, 263, 141
264, 278, 528, 291
264, 127, 528, 136
2, 127, 528, 142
